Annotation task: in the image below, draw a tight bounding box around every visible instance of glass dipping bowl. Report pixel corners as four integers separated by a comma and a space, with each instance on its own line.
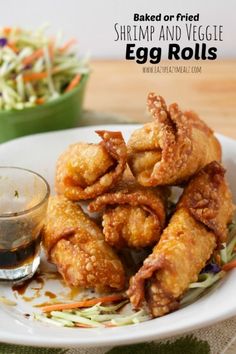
0, 167, 50, 281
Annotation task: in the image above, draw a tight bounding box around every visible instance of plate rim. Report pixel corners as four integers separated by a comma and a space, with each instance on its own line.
0, 302, 236, 348
0, 125, 235, 348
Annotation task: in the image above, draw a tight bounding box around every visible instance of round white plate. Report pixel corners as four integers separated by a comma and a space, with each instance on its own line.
0, 125, 235, 348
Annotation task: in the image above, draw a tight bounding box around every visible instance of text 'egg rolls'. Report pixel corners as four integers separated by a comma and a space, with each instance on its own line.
55, 130, 127, 200
42, 195, 125, 292
127, 161, 233, 317
88, 170, 167, 249
127, 93, 221, 187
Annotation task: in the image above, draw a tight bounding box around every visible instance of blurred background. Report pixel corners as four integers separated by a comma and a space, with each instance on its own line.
0, 0, 235, 140
1, 0, 235, 59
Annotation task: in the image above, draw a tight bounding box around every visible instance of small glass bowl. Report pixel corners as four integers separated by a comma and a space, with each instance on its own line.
0, 167, 50, 282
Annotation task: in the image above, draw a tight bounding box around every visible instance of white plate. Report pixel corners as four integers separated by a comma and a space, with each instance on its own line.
0, 125, 236, 348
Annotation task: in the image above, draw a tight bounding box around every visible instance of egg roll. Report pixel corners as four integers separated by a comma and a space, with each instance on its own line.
89, 170, 167, 249
127, 93, 221, 186
88, 170, 168, 249
55, 130, 127, 200
42, 195, 125, 292
127, 161, 233, 317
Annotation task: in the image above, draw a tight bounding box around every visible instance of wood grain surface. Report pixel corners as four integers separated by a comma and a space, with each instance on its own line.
85, 60, 236, 139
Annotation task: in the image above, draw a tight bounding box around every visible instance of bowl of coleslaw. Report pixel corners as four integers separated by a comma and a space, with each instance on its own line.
0, 26, 89, 143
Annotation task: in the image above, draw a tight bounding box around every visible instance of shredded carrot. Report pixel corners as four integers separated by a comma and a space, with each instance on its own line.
23, 72, 48, 82
222, 260, 236, 271
215, 253, 222, 266
59, 38, 77, 53
105, 322, 116, 328
23, 48, 44, 66
64, 74, 81, 93
41, 294, 125, 313
48, 42, 55, 61
75, 323, 93, 328
23, 42, 54, 66
35, 97, 45, 105
7, 42, 19, 53
3, 27, 12, 36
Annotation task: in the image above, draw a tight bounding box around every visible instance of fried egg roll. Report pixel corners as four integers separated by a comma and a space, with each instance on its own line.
88, 170, 167, 249
55, 130, 127, 200
127, 162, 233, 317
127, 93, 221, 186
42, 195, 125, 292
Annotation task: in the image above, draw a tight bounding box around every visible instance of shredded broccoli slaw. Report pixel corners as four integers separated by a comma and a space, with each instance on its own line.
181, 221, 236, 307
1, 223, 235, 328
0, 25, 89, 111
34, 301, 150, 328
30, 222, 236, 329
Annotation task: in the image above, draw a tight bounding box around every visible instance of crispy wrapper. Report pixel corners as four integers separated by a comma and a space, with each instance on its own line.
42, 195, 125, 292
88, 170, 167, 249
127, 162, 233, 317
127, 93, 221, 186
55, 130, 127, 200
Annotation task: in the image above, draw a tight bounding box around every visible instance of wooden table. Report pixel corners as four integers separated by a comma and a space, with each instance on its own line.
84, 60, 236, 139
85, 60, 236, 354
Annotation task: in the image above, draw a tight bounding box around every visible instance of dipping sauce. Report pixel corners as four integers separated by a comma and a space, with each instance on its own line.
0, 167, 50, 281
0, 236, 41, 269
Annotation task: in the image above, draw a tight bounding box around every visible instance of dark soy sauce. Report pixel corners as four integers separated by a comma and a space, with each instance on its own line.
0, 236, 41, 268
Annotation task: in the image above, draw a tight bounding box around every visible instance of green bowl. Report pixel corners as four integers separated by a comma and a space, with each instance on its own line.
0, 74, 89, 143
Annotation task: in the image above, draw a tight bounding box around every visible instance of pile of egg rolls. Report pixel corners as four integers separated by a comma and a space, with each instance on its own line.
42, 92, 233, 318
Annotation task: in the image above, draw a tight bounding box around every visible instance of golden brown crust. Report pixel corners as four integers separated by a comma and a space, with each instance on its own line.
184, 110, 213, 136
127, 161, 233, 317
178, 161, 233, 244
42, 196, 125, 291
127, 93, 221, 186
128, 210, 217, 317
55, 130, 127, 200
128, 253, 166, 308
88, 172, 167, 248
